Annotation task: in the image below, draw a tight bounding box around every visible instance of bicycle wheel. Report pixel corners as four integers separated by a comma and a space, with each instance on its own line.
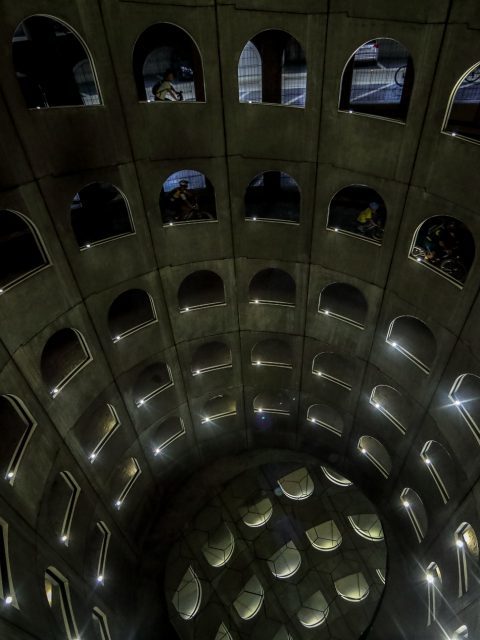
394, 65, 406, 86
465, 68, 480, 84
441, 259, 466, 282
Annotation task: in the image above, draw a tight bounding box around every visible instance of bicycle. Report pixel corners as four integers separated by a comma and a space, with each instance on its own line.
411, 246, 467, 282
465, 67, 480, 84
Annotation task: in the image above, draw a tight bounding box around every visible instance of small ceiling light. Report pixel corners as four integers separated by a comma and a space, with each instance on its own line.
311, 418, 316, 423
452, 132, 457, 137
195, 369, 200, 375
169, 222, 173, 226
115, 500, 122, 508
254, 299, 259, 304
361, 448, 367, 454
154, 447, 161, 455
86, 244, 91, 249
391, 342, 397, 348
6, 471, 14, 479
324, 310, 329, 315
454, 399, 461, 406
258, 408, 263, 413
205, 417, 210, 422
115, 335, 121, 342
185, 307, 190, 312
403, 500, 410, 508
426, 573, 434, 584
61, 535, 68, 543
316, 371, 322, 377
349, 110, 353, 114
456, 539, 464, 548
138, 399, 144, 406
374, 402, 380, 409
0, 289, 4, 294
334, 228, 339, 232
5, 595, 12, 605
424, 457, 431, 465
416, 257, 422, 262
51, 388, 59, 397
256, 360, 261, 365
97, 575, 104, 582
253, 216, 257, 221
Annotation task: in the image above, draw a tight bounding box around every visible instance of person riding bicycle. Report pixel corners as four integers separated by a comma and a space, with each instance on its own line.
356, 202, 381, 235
152, 69, 183, 102
424, 221, 458, 262
169, 179, 199, 221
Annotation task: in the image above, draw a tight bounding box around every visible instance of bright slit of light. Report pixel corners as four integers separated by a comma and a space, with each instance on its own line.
424, 458, 431, 465
456, 539, 464, 548
5, 595, 12, 605
426, 573, 434, 583
403, 501, 410, 508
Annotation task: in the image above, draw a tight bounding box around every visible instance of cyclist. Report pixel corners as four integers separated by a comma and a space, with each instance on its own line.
424, 220, 458, 262
169, 179, 199, 220
152, 69, 183, 102
356, 201, 381, 235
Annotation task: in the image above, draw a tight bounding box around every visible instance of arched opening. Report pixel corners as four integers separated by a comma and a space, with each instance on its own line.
172, 566, 202, 620
251, 338, 293, 368
0, 520, 17, 608
233, 575, 264, 620
386, 316, 436, 374
347, 514, 384, 541
70, 182, 134, 249
327, 185, 386, 243
114, 457, 141, 509
108, 289, 156, 342
191, 341, 232, 376
277, 467, 314, 500
305, 520, 342, 551
420, 440, 455, 504
178, 270, 225, 312
321, 466, 352, 486
95, 521, 111, 583
215, 623, 233, 640
339, 38, 414, 121
334, 572, 369, 602
239, 497, 273, 528
443, 62, 480, 142
249, 268, 296, 306
244, 171, 300, 223
40, 328, 92, 397
80, 403, 120, 463
253, 391, 291, 416
154, 416, 185, 455
202, 523, 235, 568
370, 385, 406, 435
401, 488, 428, 543
160, 170, 217, 225
410, 216, 475, 286
455, 522, 479, 597
267, 541, 301, 579
297, 590, 329, 628
45, 568, 80, 639
51, 471, 80, 546
425, 561, 442, 626
358, 435, 392, 478
318, 282, 368, 329
0, 209, 49, 292
312, 352, 354, 391
0, 395, 37, 484
449, 373, 480, 445
133, 23, 204, 102
202, 394, 236, 423
306, 404, 344, 437
12, 16, 101, 108
133, 363, 174, 408
238, 30, 306, 107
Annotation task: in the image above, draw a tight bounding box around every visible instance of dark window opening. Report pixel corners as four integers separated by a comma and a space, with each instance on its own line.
249, 268, 296, 306
108, 289, 156, 341
160, 170, 217, 224
133, 23, 204, 102
41, 328, 91, 394
245, 171, 300, 223
339, 38, 414, 121
12, 16, 100, 108
328, 185, 386, 244
71, 182, 134, 249
444, 63, 480, 142
178, 270, 225, 311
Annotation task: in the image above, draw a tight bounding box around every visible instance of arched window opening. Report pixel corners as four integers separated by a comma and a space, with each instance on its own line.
57, 471, 81, 546
334, 572, 369, 602
426, 562, 442, 627
370, 385, 406, 435
306, 520, 342, 551
444, 62, 480, 142
452, 625, 469, 639
297, 590, 329, 628
386, 316, 436, 375
321, 466, 352, 487
253, 391, 291, 416
307, 404, 344, 437
358, 435, 392, 478
401, 488, 428, 543
312, 352, 353, 391
251, 338, 293, 369
202, 523, 235, 568
45, 568, 79, 640
12, 16, 101, 108
348, 514, 384, 542
41, 328, 92, 397
238, 30, 306, 107
133, 362, 174, 408
268, 541, 301, 579
449, 373, 480, 445
114, 458, 141, 509
178, 270, 225, 312
420, 440, 454, 505
92, 607, 112, 640
86, 404, 120, 463
233, 575, 264, 620
71, 182, 134, 250
339, 38, 414, 121
245, 172, 300, 224
160, 170, 216, 225
249, 268, 296, 307
108, 289, 156, 342
0, 395, 37, 485
277, 468, 314, 500
455, 523, 479, 597
0, 209, 49, 292
191, 341, 232, 376
327, 185, 386, 244
410, 216, 474, 287
172, 566, 202, 620
95, 522, 111, 584
215, 622, 233, 640
154, 416, 186, 455
318, 282, 368, 329
0, 520, 17, 608
133, 23, 204, 102
240, 497, 273, 528
202, 394, 236, 424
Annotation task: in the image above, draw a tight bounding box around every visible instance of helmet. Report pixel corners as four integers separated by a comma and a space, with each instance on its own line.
369, 202, 380, 210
